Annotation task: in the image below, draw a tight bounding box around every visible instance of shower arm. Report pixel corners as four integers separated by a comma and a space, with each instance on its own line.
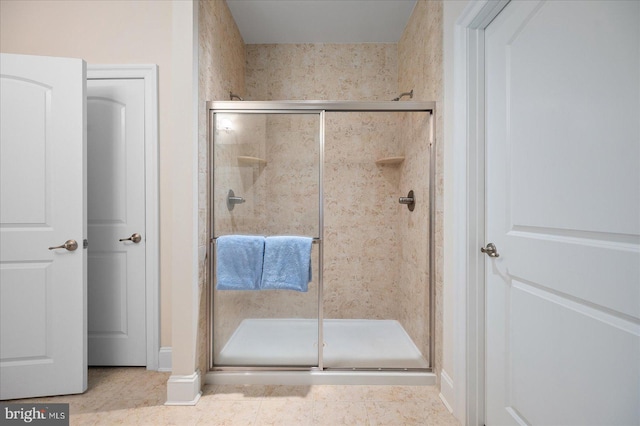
392, 89, 414, 101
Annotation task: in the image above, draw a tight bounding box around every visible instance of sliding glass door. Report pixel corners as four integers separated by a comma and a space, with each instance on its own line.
211, 112, 321, 368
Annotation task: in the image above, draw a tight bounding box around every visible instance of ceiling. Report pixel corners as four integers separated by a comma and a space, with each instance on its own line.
226, 0, 418, 44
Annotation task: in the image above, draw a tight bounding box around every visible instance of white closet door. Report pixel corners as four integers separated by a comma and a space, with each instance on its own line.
485, 1, 639, 425
87, 78, 146, 366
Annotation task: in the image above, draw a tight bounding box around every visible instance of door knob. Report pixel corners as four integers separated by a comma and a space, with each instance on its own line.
119, 233, 142, 243
481, 242, 500, 258
48, 239, 79, 251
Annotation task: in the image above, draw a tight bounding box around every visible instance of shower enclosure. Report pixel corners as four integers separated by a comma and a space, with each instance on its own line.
208, 101, 435, 384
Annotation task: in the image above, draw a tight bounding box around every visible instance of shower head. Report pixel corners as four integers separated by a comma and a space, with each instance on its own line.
392, 89, 414, 101
229, 91, 244, 101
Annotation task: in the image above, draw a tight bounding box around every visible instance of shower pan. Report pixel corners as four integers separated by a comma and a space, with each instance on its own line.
207, 101, 436, 385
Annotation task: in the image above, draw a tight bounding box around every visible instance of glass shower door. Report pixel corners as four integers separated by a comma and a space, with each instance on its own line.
321, 111, 432, 370
211, 111, 321, 368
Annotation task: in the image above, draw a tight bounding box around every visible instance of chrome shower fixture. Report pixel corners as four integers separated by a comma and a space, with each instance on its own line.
226, 189, 245, 211
392, 89, 413, 101
399, 190, 415, 211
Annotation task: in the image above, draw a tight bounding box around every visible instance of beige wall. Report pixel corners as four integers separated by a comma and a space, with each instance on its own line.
0, 0, 175, 347
169, 0, 199, 379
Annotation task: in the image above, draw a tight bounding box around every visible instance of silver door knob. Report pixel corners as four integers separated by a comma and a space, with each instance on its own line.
48, 239, 79, 251
481, 243, 499, 258
119, 233, 142, 243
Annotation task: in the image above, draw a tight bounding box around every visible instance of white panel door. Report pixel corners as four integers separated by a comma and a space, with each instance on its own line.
0, 53, 87, 399
87, 79, 146, 366
485, 1, 640, 425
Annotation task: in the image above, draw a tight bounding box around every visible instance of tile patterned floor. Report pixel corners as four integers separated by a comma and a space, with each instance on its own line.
12, 367, 460, 425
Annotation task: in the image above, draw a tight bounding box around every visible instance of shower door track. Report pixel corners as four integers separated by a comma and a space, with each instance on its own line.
211, 366, 434, 372
207, 100, 435, 112
208, 100, 436, 376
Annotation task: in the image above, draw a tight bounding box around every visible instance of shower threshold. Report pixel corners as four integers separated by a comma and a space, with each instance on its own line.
208, 319, 435, 386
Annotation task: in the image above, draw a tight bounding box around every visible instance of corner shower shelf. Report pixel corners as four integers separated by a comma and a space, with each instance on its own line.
237, 156, 267, 166
375, 156, 405, 165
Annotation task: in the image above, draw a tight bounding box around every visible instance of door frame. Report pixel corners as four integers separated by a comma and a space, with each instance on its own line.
87, 64, 160, 370
452, 1, 509, 425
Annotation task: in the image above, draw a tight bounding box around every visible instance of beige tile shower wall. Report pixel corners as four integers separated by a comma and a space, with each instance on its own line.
244, 44, 407, 324
262, 114, 320, 237
323, 112, 402, 320
213, 114, 267, 236
246, 44, 397, 101
398, 0, 444, 376
198, 0, 245, 375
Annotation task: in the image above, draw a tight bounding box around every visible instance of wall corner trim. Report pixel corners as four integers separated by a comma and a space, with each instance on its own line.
165, 371, 202, 406
439, 369, 455, 414
158, 347, 172, 372
453, 1, 510, 424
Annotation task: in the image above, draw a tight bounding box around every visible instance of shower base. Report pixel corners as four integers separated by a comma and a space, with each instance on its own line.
208, 319, 434, 386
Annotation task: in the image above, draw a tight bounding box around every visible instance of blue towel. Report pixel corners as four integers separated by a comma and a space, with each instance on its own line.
215, 235, 264, 290
260, 236, 313, 292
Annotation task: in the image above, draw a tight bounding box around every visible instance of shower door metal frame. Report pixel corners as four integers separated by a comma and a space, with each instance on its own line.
207, 101, 436, 374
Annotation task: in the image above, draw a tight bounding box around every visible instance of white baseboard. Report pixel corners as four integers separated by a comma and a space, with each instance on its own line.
165, 371, 202, 405
439, 369, 454, 414
158, 347, 172, 372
